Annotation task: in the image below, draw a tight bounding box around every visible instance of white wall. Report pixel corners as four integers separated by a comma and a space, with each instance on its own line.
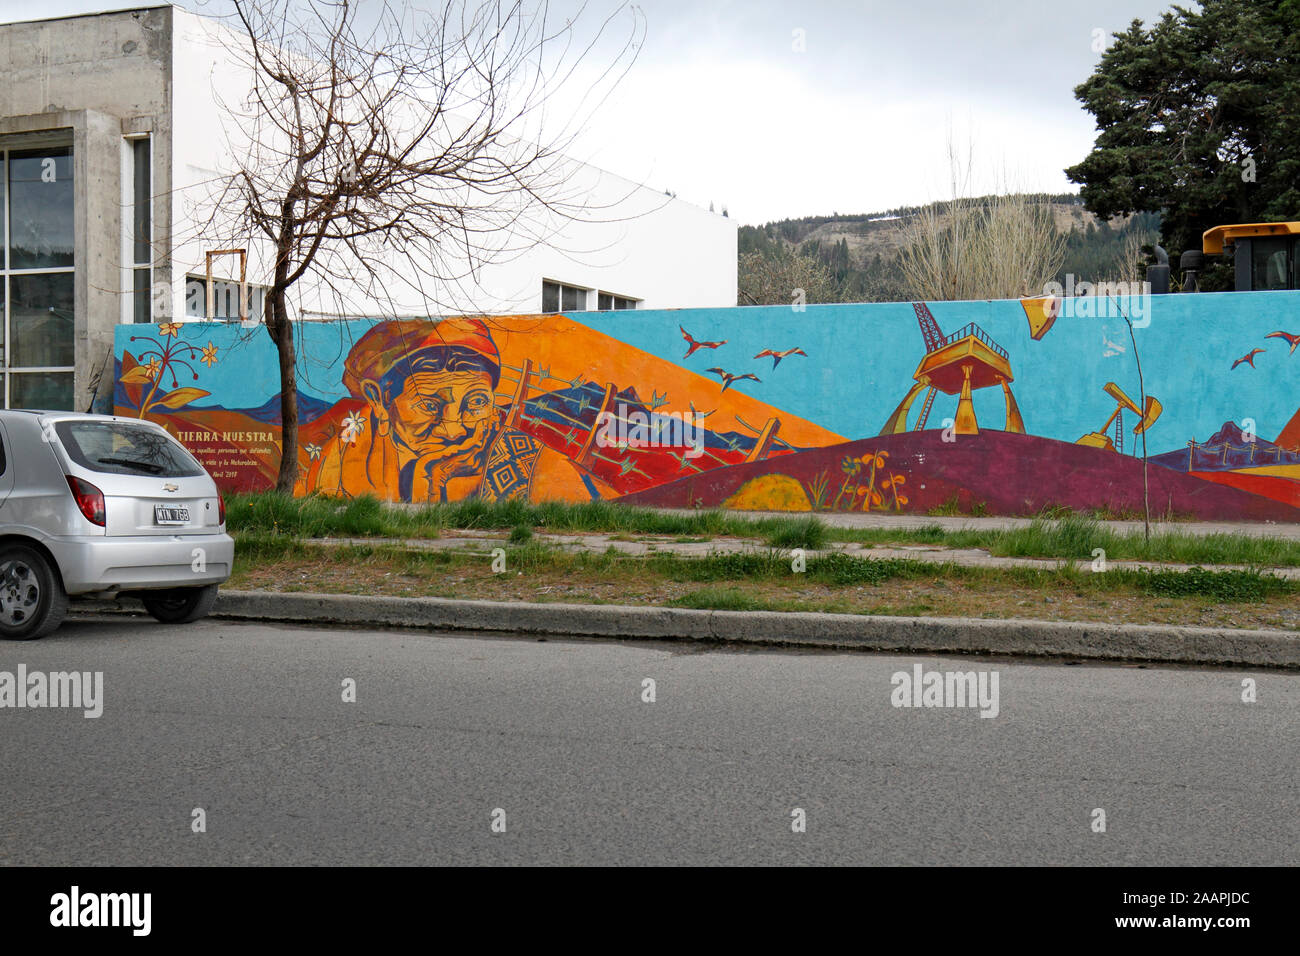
168, 7, 735, 319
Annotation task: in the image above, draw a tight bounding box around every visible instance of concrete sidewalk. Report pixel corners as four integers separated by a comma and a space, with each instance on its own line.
658, 507, 1300, 539
300, 529, 1300, 579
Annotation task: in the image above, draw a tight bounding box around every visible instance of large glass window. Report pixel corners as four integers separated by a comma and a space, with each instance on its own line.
131, 137, 152, 323
597, 291, 638, 311
8, 148, 73, 269
10, 372, 73, 410
2, 141, 75, 410
10, 273, 74, 367
1250, 237, 1294, 291
541, 279, 588, 313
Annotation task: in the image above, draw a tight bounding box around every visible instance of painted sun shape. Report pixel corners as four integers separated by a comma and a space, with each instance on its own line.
200, 342, 219, 367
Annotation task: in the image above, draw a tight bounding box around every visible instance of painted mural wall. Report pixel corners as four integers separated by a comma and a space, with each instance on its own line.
114, 291, 1300, 521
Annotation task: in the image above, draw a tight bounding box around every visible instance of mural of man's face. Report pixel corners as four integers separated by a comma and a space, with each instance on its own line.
364, 368, 498, 476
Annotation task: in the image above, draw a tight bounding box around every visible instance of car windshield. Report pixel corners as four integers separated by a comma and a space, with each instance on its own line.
54, 420, 205, 478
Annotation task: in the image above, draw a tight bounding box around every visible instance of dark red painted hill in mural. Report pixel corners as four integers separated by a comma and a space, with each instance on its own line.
617, 430, 1300, 522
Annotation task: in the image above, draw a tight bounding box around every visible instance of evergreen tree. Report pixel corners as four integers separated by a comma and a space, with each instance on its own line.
1066, 0, 1300, 286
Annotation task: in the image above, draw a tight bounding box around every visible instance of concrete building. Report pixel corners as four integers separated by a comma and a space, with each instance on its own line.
0, 4, 737, 412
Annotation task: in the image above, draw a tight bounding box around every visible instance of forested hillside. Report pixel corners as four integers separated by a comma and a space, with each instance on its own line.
737, 195, 1161, 304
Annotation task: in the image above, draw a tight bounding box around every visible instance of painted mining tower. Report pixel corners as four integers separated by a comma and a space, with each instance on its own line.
880, 302, 1024, 436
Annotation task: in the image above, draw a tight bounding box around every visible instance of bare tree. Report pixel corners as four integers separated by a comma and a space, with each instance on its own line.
737, 250, 839, 306
200, 0, 642, 492
1112, 225, 1158, 285
896, 139, 1065, 301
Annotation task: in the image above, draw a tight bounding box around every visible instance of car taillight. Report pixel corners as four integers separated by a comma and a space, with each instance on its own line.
217, 490, 226, 525
66, 475, 106, 527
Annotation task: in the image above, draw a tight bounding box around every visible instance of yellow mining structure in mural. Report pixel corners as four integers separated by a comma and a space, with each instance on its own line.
1076, 382, 1162, 453
881, 303, 1024, 436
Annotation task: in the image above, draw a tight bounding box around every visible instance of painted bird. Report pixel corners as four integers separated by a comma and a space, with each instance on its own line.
1266, 331, 1300, 355
1232, 348, 1266, 370
680, 326, 727, 358
753, 346, 807, 369
706, 367, 761, 392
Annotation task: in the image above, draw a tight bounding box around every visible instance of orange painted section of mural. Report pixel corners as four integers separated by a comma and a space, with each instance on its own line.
116, 314, 842, 505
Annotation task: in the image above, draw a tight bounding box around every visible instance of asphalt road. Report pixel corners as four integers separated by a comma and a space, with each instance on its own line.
1, 614, 1296, 866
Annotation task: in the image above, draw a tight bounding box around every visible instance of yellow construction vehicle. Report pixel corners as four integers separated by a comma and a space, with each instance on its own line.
1175, 221, 1300, 292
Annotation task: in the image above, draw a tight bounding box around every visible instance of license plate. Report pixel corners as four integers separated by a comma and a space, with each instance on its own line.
154, 505, 190, 525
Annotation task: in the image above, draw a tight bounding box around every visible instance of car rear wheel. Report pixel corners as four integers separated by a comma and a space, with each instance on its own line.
140, 584, 220, 624
0, 545, 68, 641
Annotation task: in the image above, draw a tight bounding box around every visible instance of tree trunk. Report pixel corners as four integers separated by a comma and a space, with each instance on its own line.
266, 287, 299, 494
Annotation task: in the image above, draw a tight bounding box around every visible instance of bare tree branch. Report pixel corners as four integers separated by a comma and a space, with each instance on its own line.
187, 0, 645, 491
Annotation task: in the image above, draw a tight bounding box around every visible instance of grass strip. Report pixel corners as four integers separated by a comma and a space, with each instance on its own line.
225, 493, 1300, 568
231, 533, 1296, 604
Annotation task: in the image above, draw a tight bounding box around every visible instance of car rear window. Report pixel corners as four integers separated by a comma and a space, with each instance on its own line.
54, 420, 205, 478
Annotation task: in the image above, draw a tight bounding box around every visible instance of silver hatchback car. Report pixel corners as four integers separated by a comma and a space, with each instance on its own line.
0, 410, 233, 640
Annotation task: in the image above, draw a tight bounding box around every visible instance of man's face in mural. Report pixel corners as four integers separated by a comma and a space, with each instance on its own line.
363, 367, 498, 480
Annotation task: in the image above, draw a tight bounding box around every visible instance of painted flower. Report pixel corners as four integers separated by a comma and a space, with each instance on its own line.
840, 457, 861, 477
200, 342, 219, 367
159, 322, 182, 337
341, 411, 366, 444
305, 443, 322, 461
143, 358, 161, 381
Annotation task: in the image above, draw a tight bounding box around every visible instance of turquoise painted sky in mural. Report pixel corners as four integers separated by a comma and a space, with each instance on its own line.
576, 292, 1300, 454
115, 290, 1300, 458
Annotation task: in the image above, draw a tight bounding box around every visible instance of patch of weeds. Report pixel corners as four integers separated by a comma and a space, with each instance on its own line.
927, 495, 963, 517
764, 515, 828, 550
806, 552, 927, 586
649, 549, 790, 582
993, 513, 1104, 560
1131, 567, 1291, 602
1034, 503, 1076, 521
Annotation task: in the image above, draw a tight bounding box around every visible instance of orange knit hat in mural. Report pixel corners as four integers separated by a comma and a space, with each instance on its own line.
343, 318, 502, 399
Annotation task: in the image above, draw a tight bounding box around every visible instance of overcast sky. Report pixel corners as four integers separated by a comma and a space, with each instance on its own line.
2, 0, 1184, 223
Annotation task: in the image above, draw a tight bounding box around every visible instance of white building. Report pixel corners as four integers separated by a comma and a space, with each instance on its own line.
0, 4, 737, 412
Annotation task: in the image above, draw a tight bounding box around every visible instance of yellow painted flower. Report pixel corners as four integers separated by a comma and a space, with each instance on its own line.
159, 322, 182, 337
143, 358, 161, 381
200, 342, 218, 367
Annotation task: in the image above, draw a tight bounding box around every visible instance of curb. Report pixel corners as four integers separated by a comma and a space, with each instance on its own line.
210, 590, 1300, 669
